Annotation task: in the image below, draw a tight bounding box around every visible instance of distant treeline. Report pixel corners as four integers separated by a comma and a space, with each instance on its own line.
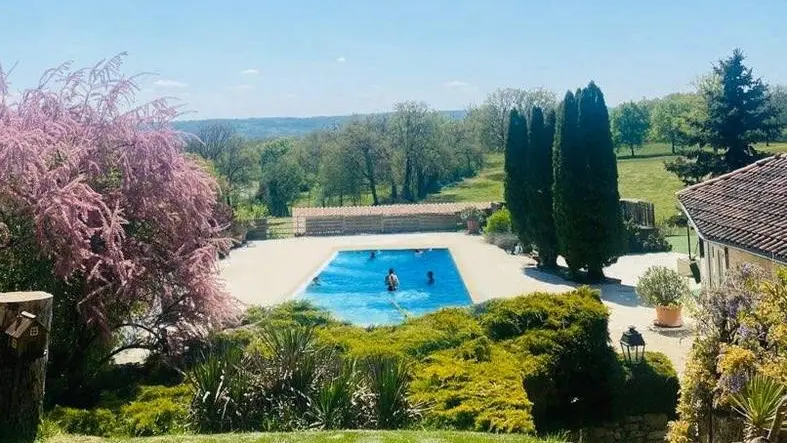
175, 110, 468, 140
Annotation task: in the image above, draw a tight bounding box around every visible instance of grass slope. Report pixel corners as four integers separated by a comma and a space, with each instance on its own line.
45, 431, 561, 443
427, 142, 787, 221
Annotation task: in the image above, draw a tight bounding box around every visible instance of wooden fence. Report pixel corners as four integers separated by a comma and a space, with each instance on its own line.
620, 199, 656, 227
292, 202, 493, 237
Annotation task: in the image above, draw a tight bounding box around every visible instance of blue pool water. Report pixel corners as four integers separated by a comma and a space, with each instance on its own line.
297, 249, 472, 325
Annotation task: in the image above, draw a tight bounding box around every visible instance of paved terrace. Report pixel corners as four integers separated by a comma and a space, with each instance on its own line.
220, 233, 694, 373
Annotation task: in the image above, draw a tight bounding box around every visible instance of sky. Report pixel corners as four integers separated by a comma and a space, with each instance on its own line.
1, 0, 785, 119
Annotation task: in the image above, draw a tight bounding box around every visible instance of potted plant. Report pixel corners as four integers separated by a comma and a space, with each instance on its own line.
460, 207, 485, 234
636, 266, 690, 327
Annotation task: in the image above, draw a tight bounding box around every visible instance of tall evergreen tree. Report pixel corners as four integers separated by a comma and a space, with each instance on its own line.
666, 49, 780, 184
579, 82, 623, 280
504, 109, 529, 243
524, 106, 558, 268
552, 91, 583, 274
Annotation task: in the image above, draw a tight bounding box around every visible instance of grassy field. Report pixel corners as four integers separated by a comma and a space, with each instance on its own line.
427, 142, 787, 222
44, 431, 562, 443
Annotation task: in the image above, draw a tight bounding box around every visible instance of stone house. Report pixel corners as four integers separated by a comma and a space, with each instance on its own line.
677, 154, 787, 287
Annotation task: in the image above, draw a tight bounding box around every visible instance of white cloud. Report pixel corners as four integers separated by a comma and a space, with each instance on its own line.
443, 80, 470, 89
154, 79, 189, 88
230, 84, 255, 91
336, 56, 346, 63
240, 68, 259, 75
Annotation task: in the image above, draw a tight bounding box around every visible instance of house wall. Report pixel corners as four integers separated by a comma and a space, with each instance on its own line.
699, 240, 779, 286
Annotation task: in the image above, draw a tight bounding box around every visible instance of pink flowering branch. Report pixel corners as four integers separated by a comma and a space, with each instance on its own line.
0, 54, 234, 346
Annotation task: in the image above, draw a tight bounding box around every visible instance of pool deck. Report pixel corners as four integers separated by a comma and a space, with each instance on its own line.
220, 232, 694, 374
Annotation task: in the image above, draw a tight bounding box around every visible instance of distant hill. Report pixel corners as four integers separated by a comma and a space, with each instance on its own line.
174, 110, 467, 140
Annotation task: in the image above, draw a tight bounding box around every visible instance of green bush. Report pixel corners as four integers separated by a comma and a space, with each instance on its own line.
485, 208, 512, 234
477, 287, 607, 341
615, 352, 679, 417
623, 219, 672, 253
119, 385, 189, 436
636, 266, 690, 307
411, 346, 535, 433
476, 288, 622, 431
485, 232, 520, 252
48, 406, 119, 437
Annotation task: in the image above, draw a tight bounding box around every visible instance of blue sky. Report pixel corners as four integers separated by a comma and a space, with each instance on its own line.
1, 0, 785, 119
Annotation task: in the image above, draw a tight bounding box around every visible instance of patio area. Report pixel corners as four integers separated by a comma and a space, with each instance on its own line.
220, 232, 694, 373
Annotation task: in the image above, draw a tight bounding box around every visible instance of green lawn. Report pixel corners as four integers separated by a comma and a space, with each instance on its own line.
426, 142, 787, 221
426, 153, 504, 203
44, 431, 562, 443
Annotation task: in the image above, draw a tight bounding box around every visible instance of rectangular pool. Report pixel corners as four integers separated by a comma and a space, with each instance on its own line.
297, 248, 472, 325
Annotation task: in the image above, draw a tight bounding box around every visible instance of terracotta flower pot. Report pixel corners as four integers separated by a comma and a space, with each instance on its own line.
654, 305, 683, 328
466, 219, 480, 234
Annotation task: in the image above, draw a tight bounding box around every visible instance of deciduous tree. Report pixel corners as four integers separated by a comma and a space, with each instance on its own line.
611, 101, 650, 157
0, 56, 233, 389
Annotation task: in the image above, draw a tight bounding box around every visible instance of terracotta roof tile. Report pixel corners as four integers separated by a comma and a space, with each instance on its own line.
677, 154, 787, 262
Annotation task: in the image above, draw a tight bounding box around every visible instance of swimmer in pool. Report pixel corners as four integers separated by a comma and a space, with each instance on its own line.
385, 268, 399, 291
427, 271, 435, 285
369, 251, 376, 260
311, 276, 320, 286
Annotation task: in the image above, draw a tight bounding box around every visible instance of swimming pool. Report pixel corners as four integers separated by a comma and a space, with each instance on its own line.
297, 248, 472, 325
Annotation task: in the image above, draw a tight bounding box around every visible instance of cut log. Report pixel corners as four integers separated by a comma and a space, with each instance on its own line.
0, 291, 53, 443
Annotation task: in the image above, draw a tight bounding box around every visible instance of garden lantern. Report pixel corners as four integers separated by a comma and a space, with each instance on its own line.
619, 326, 645, 364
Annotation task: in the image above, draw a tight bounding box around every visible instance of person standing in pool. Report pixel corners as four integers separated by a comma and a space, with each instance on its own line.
385, 268, 399, 291
427, 271, 434, 285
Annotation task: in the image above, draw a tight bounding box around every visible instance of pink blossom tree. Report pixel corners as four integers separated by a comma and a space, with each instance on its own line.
0, 55, 234, 381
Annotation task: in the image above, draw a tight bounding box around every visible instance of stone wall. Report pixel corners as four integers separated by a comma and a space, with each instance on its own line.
576, 414, 669, 443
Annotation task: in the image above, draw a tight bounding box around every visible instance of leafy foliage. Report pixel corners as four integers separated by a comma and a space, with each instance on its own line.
730, 375, 787, 441
623, 220, 672, 253
636, 266, 690, 307
611, 101, 651, 156
485, 208, 512, 234
0, 55, 233, 394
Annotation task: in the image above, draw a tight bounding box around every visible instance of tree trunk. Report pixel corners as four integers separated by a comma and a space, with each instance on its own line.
0, 292, 53, 443
671, 138, 676, 154
630, 144, 635, 157
587, 266, 605, 282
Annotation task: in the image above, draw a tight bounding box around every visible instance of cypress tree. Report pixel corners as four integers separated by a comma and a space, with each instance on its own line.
504, 109, 529, 244
552, 91, 584, 275
525, 106, 558, 268
576, 82, 623, 280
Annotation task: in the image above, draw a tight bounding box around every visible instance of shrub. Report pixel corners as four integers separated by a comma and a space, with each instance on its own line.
119, 385, 190, 436
636, 266, 690, 307
48, 406, 119, 437
615, 352, 680, 417
485, 208, 512, 234
365, 354, 417, 429
623, 219, 672, 253
485, 232, 520, 252
476, 288, 621, 431
411, 346, 534, 433
477, 287, 607, 341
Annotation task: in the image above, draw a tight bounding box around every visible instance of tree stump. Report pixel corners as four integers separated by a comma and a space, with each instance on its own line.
0, 292, 53, 443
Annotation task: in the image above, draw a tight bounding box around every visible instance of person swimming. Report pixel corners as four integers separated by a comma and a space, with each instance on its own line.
369, 251, 376, 260
311, 276, 320, 286
415, 248, 423, 256
385, 268, 399, 291
427, 270, 434, 285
